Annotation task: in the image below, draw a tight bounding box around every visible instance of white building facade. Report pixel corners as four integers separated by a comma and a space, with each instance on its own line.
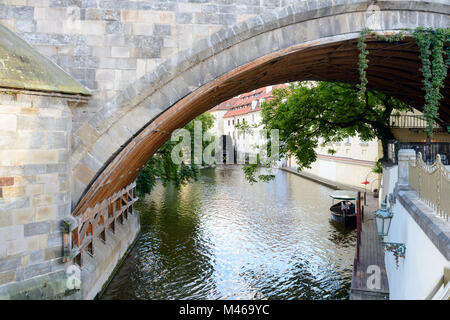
209, 83, 382, 192
209, 84, 288, 162
289, 136, 382, 191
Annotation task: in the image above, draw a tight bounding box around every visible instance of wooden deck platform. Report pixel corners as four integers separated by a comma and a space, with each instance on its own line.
350, 195, 389, 300
280, 168, 389, 299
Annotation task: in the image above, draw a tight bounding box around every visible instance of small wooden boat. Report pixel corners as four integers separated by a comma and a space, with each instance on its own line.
329, 190, 358, 228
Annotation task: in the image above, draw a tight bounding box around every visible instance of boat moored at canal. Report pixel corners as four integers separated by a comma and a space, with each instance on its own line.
329, 190, 359, 228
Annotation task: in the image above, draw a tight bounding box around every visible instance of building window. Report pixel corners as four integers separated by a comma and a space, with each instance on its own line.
228, 120, 230, 125
360, 140, 369, 146
232, 120, 234, 125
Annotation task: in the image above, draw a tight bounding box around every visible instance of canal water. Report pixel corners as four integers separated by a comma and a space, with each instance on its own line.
101, 166, 356, 300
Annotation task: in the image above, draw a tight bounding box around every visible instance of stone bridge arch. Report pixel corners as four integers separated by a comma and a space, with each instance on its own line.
71, 0, 450, 216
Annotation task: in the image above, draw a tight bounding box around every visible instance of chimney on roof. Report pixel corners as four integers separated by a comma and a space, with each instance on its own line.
266, 86, 272, 93
251, 100, 257, 110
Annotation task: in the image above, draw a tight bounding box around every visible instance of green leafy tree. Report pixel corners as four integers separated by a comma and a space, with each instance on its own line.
244, 82, 411, 182
245, 27, 449, 183
136, 112, 215, 196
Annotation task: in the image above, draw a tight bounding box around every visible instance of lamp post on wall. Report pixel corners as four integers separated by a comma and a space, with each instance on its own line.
362, 168, 377, 205
362, 171, 380, 203
374, 196, 406, 264
361, 179, 369, 206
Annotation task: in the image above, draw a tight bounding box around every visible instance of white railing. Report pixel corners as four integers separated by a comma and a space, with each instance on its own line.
424, 267, 450, 300
409, 152, 450, 221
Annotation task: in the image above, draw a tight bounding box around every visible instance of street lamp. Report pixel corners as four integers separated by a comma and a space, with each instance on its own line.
374, 198, 406, 260
374, 200, 392, 237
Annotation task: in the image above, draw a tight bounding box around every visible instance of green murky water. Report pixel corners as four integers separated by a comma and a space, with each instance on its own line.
101, 166, 356, 300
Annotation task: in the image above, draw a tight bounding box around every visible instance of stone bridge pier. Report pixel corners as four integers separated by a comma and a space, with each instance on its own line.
0, 0, 449, 299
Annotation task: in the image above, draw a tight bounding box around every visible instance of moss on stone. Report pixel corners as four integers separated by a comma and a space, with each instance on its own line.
0, 24, 90, 96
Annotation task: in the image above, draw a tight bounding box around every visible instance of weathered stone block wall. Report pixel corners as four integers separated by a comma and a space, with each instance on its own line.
0, 0, 298, 115
387, 188, 449, 299
0, 90, 79, 298
0, 0, 447, 300
66, 0, 450, 210
1, 0, 447, 209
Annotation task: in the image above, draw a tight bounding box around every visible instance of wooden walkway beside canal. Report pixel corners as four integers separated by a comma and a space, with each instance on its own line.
350, 195, 389, 300
280, 168, 389, 299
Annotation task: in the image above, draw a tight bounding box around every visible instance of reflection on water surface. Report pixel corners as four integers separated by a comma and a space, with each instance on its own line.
101, 166, 356, 300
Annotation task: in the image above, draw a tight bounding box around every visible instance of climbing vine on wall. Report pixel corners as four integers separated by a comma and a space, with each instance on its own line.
356, 29, 370, 98
412, 28, 450, 136
357, 27, 450, 136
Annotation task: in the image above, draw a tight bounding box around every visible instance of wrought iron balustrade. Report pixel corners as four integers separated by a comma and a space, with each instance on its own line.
409, 153, 450, 222
387, 141, 450, 166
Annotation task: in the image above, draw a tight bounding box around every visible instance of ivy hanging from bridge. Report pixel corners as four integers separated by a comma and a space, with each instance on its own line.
357, 27, 450, 137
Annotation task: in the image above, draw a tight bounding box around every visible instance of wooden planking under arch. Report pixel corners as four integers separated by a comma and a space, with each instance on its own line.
72, 36, 450, 216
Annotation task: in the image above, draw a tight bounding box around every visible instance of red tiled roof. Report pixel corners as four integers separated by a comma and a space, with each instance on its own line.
221, 84, 288, 118
223, 105, 255, 118
209, 97, 238, 111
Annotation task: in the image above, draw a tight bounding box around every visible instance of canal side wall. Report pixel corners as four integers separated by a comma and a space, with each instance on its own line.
380, 159, 450, 300
287, 156, 380, 193
386, 190, 448, 299
81, 209, 140, 300
281, 166, 375, 195
379, 165, 397, 206
0, 90, 80, 299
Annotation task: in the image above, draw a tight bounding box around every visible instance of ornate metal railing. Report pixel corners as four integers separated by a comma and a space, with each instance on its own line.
409, 153, 450, 221
387, 141, 450, 165
424, 266, 450, 300
63, 182, 138, 267
389, 114, 442, 129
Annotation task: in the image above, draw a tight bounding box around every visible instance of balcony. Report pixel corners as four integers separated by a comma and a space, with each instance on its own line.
389, 114, 442, 130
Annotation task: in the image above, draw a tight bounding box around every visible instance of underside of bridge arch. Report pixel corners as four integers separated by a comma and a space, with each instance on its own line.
72, 34, 450, 217
70, 0, 450, 216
